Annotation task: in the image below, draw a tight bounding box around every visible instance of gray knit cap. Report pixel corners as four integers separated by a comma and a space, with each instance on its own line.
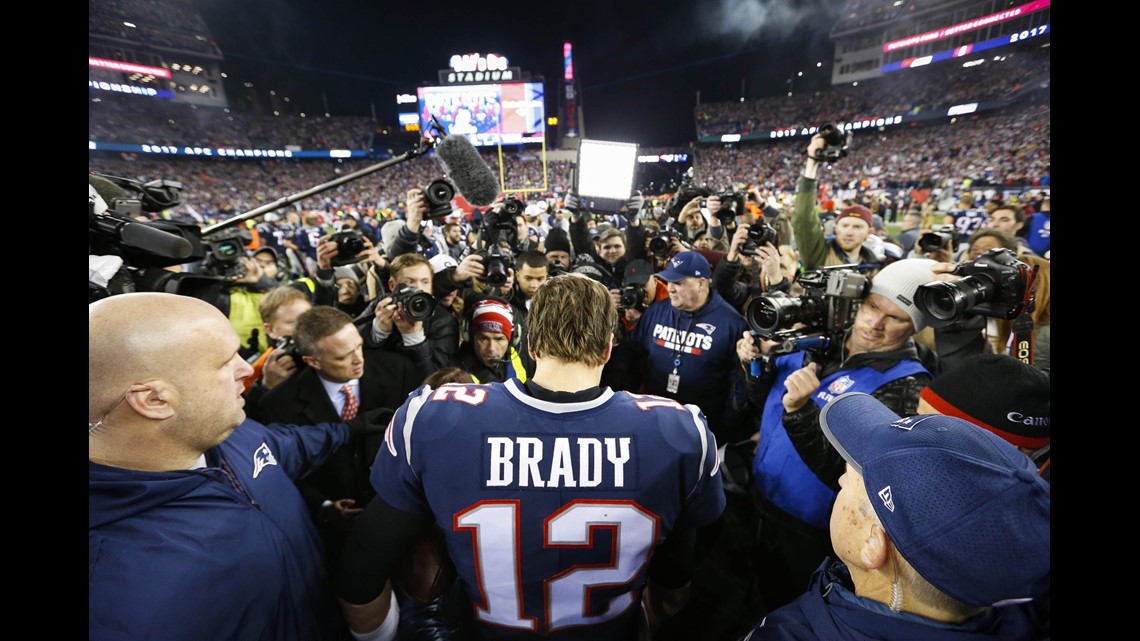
869, 258, 937, 332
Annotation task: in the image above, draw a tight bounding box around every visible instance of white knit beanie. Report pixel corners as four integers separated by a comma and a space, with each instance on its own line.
869, 258, 937, 332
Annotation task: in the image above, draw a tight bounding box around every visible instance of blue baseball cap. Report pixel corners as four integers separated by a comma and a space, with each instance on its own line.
820, 392, 1050, 607
655, 251, 710, 282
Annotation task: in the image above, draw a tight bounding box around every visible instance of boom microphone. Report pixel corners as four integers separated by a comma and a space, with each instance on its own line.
434, 135, 500, 206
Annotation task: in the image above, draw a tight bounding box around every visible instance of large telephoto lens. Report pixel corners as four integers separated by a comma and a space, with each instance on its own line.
914, 276, 994, 323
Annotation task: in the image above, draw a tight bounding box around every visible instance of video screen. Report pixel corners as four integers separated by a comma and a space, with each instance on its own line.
418, 82, 545, 146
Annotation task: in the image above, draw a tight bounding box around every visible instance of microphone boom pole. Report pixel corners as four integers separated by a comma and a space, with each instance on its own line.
202, 119, 447, 237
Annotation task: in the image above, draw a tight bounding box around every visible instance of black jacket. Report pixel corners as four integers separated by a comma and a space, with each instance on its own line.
255, 348, 420, 513
355, 300, 460, 382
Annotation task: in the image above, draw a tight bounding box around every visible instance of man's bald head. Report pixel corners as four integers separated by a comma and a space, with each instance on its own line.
89, 293, 234, 416
90, 293, 253, 469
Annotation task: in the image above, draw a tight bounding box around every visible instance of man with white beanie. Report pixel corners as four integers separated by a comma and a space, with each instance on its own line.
734, 258, 940, 612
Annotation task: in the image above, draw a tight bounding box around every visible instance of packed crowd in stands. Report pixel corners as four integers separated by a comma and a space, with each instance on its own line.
694, 43, 1050, 138
89, 100, 1046, 222
89, 95, 376, 150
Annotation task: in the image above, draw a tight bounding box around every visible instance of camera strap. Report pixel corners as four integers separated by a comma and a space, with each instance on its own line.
1010, 263, 1040, 366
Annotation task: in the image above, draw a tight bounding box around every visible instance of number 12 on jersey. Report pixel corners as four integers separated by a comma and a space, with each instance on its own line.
454, 499, 659, 633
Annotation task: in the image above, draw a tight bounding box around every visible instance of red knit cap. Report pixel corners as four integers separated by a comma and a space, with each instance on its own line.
471, 299, 513, 341
822, 199, 836, 211
836, 204, 872, 227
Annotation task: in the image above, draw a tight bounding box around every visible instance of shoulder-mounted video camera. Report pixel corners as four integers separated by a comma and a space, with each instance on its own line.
746, 265, 870, 340
915, 248, 1036, 327
200, 228, 253, 281
474, 206, 520, 289
810, 123, 852, 163
744, 265, 871, 375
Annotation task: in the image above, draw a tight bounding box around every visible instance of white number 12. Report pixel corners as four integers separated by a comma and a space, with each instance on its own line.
454, 499, 658, 633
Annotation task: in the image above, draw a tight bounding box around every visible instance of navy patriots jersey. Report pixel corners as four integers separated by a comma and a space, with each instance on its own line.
947, 207, 988, 244
372, 380, 726, 639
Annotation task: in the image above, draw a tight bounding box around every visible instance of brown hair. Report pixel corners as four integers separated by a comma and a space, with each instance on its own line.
423, 366, 475, 387
389, 252, 432, 278
292, 306, 354, 357
527, 274, 616, 368
258, 286, 310, 324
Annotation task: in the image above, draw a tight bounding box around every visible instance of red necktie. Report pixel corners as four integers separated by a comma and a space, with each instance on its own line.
341, 384, 359, 421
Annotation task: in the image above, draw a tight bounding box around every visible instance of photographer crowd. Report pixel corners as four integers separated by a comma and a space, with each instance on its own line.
92, 108, 1050, 641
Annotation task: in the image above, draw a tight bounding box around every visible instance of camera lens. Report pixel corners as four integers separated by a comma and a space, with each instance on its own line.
914, 277, 994, 323
745, 293, 802, 334
485, 258, 508, 287
425, 179, 455, 205
405, 292, 434, 321
649, 235, 670, 257
341, 236, 364, 255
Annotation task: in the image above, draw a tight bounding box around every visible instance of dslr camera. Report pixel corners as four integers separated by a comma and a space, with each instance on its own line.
740, 221, 779, 256
200, 228, 252, 281
914, 247, 1035, 327
423, 179, 457, 219
813, 122, 852, 163
329, 228, 367, 266
669, 184, 711, 218
274, 335, 305, 369
649, 227, 683, 258
708, 191, 747, 225
391, 283, 436, 322
619, 284, 643, 311
917, 224, 960, 253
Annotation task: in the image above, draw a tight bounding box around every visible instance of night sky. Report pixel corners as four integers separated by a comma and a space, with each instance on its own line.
192, 0, 844, 147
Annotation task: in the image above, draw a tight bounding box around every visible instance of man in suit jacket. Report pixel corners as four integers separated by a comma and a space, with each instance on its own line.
258, 305, 420, 564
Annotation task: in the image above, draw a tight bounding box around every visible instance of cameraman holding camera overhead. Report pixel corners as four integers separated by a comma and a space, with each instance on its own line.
793, 129, 883, 273
713, 219, 790, 314
733, 258, 940, 613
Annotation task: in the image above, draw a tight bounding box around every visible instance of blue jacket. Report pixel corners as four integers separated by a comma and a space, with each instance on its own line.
89, 419, 351, 641
622, 289, 749, 434
753, 352, 928, 529
741, 559, 1047, 641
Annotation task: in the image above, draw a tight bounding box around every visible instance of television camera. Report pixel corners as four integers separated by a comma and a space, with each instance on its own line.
744, 265, 871, 375
472, 204, 521, 289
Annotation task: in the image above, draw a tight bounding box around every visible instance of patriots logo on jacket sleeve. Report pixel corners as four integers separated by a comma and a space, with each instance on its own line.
252, 443, 278, 479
